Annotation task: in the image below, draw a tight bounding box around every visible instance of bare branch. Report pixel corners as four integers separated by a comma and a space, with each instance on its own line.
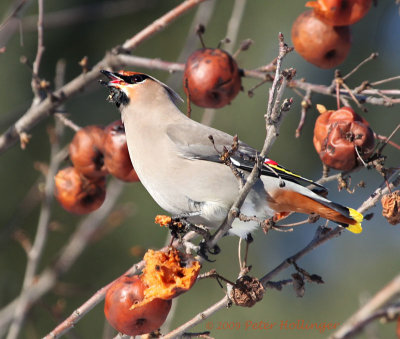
208, 33, 292, 248
295, 88, 311, 138
162, 296, 230, 339
110, 54, 185, 73
167, 0, 217, 89
44, 261, 145, 339
200, 0, 248, 127
1, 49, 399, 154
0, 180, 125, 335
370, 75, 400, 87
42, 230, 200, 338
54, 113, 81, 132
121, 0, 208, 51
32, 0, 44, 81
5, 118, 62, 339
331, 273, 400, 339
0, 0, 34, 48
162, 166, 399, 339
21, 0, 157, 31
0, 0, 207, 154
342, 53, 378, 81
162, 168, 400, 339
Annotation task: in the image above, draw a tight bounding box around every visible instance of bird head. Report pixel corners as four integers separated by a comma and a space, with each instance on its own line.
100, 70, 183, 108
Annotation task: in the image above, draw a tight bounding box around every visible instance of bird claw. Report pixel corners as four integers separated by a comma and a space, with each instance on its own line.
197, 240, 221, 262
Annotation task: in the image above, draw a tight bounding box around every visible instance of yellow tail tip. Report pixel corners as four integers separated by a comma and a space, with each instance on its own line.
346, 208, 363, 234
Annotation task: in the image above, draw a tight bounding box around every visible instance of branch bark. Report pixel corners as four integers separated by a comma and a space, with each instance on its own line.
331, 273, 400, 339
1, 53, 398, 154
0, 0, 208, 154
0, 180, 125, 337
208, 33, 292, 248
161, 169, 400, 338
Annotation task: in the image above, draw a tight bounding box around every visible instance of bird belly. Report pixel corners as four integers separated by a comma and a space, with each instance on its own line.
123, 117, 273, 234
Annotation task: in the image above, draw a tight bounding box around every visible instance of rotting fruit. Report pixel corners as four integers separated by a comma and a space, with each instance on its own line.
104, 275, 172, 336
313, 106, 374, 170
54, 166, 106, 214
140, 248, 201, 302
306, 0, 372, 26
183, 48, 242, 108
69, 125, 107, 179
292, 10, 351, 69
381, 191, 400, 225
103, 120, 140, 182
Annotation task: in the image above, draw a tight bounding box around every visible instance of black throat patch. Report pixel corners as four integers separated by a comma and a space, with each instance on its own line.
105, 86, 129, 108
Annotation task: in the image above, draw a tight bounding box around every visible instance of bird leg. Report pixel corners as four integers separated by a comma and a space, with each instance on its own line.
197, 240, 221, 262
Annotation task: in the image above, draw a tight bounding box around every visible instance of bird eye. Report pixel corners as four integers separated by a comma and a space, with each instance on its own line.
130, 74, 147, 84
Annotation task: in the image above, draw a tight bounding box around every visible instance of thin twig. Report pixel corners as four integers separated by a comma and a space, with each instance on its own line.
260, 167, 400, 287
354, 146, 368, 168
376, 123, 400, 153
200, 0, 247, 127
370, 75, 400, 87
0, 0, 207, 155
295, 88, 311, 138
32, 0, 44, 78
162, 168, 400, 339
5, 1, 48, 337
225, 0, 247, 48
278, 217, 317, 228
44, 260, 145, 339
30, 0, 45, 101
0, 0, 33, 48
121, 0, 207, 51
0, 180, 125, 336
182, 331, 213, 339
166, 0, 216, 90
238, 237, 243, 270
162, 35, 293, 338
22, 0, 157, 31
341, 81, 366, 112
208, 33, 292, 248
54, 113, 81, 132
2, 50, 400, 155
162, 296, 230, 339
342, 53, 378, 81
44, 231, 199, 338
111, 54, 185, 73
6, 120, 62, 339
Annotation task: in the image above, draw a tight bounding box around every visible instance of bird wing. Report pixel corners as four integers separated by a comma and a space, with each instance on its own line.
166, 121, 327, 194
166, 120, 256, 160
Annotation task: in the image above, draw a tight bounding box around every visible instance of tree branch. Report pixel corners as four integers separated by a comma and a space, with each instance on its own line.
162, 296, 230, 339
121, 0, 208, 51
0, 0, 207, 154
208, 33, 292, 248
162, 168, 400, 338
0, 180, 125, 336
6, 114, 62, 339
331, 273, 400, 339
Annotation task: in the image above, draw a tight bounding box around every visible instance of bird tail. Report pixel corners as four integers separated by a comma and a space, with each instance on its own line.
317, 200, 363, 234
267, 188, 363, 234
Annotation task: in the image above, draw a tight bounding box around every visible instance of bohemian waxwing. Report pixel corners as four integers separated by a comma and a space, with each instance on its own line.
100, 70, 363, 238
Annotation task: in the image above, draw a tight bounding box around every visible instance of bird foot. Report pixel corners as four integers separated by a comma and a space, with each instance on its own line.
197, 240, 221, 262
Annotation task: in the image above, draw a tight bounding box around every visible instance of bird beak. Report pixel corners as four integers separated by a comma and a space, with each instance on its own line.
100, 70, 131, 106
99, 70, 125, 88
